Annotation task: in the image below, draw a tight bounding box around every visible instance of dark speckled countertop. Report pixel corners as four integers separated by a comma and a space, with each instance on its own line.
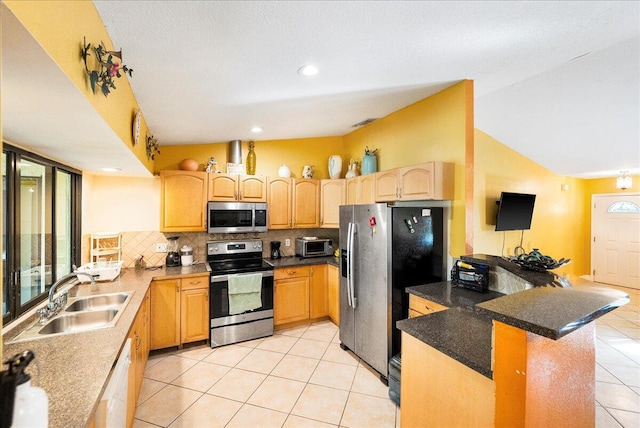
265, 255, 339, 269
397, 255, 630, 379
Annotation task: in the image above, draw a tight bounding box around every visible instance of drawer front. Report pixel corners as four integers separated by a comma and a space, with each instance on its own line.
181, 274, 209, 291
409, 294, 447, 315
275, 266, 311, 280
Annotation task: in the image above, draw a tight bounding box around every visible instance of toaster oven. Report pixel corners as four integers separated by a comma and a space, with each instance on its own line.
295, 238, 333, 258
451, 260, 489, 293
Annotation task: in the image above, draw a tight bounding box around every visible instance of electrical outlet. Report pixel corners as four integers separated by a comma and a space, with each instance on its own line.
155, 243, 168, 252
285, 239, 291, 247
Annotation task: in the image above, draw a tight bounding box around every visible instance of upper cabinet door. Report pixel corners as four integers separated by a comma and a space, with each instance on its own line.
374, 170, 399, 202
399, 162, 454, 200
160, 171, 207, 232
320, 179, 345, 228
208, 174, 239, 201
267, 177, 292, 229
238, 176, 267, 202
293, 179, 320, 228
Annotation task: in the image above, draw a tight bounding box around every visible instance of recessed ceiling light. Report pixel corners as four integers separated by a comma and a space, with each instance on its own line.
250, 126, 263, 133
297, 64, 319, 77
101, 167, 121, 172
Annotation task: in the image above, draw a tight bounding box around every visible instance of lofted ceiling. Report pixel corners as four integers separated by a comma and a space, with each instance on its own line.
2, 1, 639, 178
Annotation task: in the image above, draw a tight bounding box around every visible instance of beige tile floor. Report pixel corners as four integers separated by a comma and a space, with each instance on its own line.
133, 320, 399, 428
134, 283, 639, 428
595, 284, 640, 428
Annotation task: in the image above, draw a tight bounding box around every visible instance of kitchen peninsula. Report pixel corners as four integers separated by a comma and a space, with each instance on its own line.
397, 254, 630, 428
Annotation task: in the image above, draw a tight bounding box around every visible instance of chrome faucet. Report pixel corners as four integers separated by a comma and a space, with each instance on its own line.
36, 272, 96, 323
48, 272, 94, 304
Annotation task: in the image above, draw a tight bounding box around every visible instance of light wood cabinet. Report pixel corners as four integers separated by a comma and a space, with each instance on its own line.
327, 264, 340, 325
180, 276, 209, 343
309, 265, 328, 318
267, 177, 292, 229
292, 179, 320, 228
127, 289, 150, 428
267, 178, 320, 229
274, 267, 310, 325
150, 274, 210, 350
374, 161, 454, 202
208, 173, 266, 202
408, 294, 448, 318
160, 170, 208, 232
274, 265, 333, 326
401, 332, 495, 428
346, 175, 375, 205
150, 278, 181, 349
320, 179, 345, 228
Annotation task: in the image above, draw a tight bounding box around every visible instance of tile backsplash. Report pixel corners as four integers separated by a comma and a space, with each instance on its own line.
83, 228, 339, 268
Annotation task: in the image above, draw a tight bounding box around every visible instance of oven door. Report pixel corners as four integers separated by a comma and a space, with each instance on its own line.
210, 271, 274, 325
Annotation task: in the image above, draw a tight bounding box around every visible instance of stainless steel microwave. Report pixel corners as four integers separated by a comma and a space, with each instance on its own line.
207, 202, 268, 234
295, 238, 333, 258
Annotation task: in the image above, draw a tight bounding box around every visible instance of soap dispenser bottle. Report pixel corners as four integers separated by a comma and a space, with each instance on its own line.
0, 350, 48, 428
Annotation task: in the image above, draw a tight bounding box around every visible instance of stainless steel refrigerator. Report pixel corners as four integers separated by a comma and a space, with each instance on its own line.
339, 203, 447, 379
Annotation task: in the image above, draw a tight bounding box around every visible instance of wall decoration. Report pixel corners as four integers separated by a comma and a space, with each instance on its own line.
132, 110, 142, 145
81, 37, 133, 97
146, 134, 160, 160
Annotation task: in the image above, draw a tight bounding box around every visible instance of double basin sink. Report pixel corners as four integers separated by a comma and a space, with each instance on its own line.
10, 291, 133, 342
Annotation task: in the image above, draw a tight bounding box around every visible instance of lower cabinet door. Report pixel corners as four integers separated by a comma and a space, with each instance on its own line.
150, 279, 181, 350
181, 288, 209, 343
274, 277, 310, 325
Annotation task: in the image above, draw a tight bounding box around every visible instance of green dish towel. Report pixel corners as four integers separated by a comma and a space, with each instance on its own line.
228, 273, 263, 315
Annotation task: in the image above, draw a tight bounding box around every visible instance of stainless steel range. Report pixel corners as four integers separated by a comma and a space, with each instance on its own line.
206, 239, 274, 347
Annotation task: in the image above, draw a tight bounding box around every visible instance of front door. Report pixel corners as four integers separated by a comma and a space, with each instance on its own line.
592, 194, 640, 289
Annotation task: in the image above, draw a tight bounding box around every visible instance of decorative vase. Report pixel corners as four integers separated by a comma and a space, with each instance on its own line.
246, 141, 256, 175
278, 164, 291, 178
328, 155, 342, 179
361, 152, 377, 175
179, 158, 198, 171
345, 159, 358, 179
302, 165, 313, 178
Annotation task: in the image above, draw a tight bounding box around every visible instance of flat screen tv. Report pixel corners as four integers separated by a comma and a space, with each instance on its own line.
495, 192, 536, 231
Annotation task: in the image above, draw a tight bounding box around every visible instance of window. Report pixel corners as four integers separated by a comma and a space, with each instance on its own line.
2, 144, 82, 325
607, 201, 640, 213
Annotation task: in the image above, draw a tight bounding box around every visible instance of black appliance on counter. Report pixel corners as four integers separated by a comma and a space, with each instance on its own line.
451, 260, 489, 292
165, 236, 181, 267
206, 239, 274, 347
270, 241, 282, 259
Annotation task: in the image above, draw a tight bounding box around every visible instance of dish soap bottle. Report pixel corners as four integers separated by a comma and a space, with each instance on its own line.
246, 141, 256, 175
0, 350, 48, 428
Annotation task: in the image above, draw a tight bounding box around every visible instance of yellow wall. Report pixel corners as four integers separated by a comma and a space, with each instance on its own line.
585, 175, 640, 195
156, 136, 346, 179
344, 81, 472, 257
3, 0, 154, 174
473, 130, 590, 276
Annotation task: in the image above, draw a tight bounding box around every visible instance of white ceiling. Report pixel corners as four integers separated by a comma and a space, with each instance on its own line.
2, 1, 639, 178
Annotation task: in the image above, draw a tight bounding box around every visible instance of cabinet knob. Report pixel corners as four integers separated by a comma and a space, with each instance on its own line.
287, 270, 296, 275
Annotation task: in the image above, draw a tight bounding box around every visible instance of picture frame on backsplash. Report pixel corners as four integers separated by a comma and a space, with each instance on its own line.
226, 163, 246, 174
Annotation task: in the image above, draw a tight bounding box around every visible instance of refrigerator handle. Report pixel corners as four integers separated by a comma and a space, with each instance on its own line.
349, 222, 357, 309
346, 222, 353, 308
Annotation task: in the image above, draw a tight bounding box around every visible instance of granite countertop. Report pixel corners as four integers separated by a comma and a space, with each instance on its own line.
398, 257, 630, 379
400, 282, 500, 378
265, 255, 339, 269
397, 307, 494, 378
407, 281, 504, 308
1, 265, 206, 428
461, 254, 556, 287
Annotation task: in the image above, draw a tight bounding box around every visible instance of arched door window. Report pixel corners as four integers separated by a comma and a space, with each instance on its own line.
607, 201, 640, 213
